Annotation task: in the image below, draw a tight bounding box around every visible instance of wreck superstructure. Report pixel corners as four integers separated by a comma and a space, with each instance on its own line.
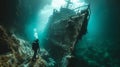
43, 0, 90, 67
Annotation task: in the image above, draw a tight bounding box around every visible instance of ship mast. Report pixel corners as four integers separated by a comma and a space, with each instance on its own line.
66, 0, 72, 8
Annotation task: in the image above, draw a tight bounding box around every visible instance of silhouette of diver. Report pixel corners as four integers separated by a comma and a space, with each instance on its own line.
32, 39, 40, 61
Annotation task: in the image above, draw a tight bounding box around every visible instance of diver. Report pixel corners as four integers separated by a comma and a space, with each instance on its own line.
32, 39, 40, 61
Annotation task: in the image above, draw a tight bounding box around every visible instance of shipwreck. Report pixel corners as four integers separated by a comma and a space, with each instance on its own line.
43, 0, 91, 67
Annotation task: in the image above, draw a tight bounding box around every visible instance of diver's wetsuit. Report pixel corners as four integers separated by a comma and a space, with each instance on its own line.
32, 39, 39, 61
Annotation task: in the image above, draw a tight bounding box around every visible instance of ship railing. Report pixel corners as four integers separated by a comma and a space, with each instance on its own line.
73, 4, 90, 13
73, 4, 89, 10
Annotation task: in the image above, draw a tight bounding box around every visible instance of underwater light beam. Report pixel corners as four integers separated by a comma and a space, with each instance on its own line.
37, 0, 86, 33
